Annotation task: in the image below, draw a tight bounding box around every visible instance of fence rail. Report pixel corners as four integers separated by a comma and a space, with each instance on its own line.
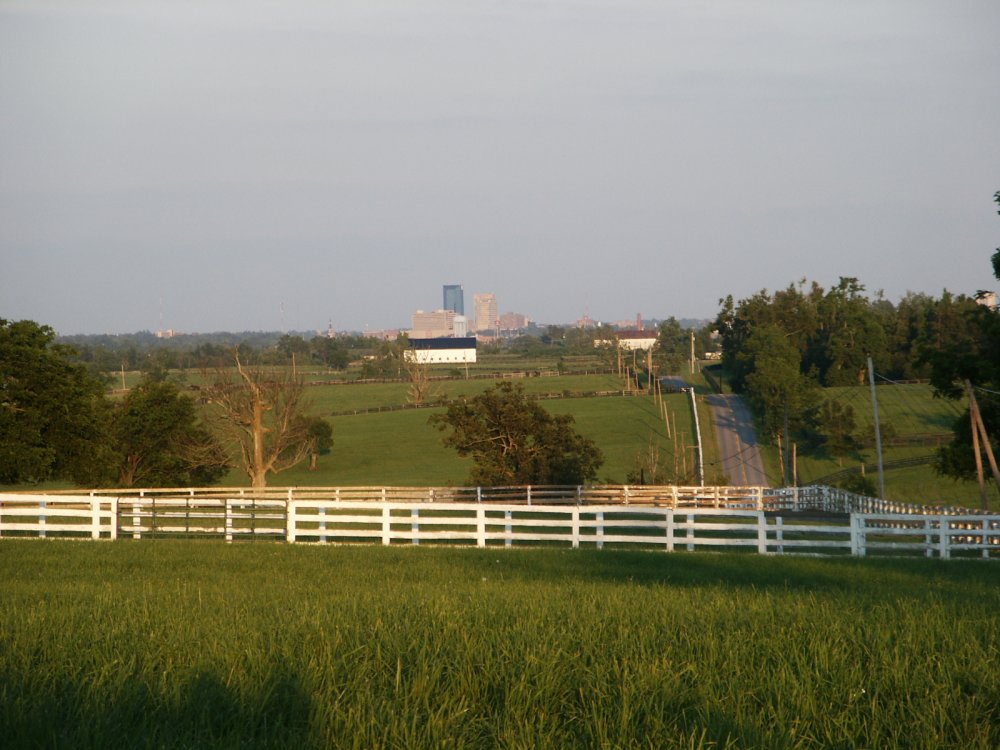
3, 484, 999, 558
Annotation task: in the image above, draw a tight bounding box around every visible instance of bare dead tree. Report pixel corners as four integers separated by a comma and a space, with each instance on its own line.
205, 348, 314, 489
403, 354, 437, 406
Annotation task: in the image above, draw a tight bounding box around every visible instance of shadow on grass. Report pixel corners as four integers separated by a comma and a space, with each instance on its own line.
376, 545, 999, 599
2, 659, 314, 750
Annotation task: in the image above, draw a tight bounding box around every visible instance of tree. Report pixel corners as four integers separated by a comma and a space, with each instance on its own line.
0, 319, 114, 485
430, 382, 603, 485
818, 400, 857, 466
925, 191, 1000, 485
740, 324, 819, 446
205, 349, 317, 489
107, 378, 228, 488
305, 416, 333, 471
310, 336, 350, 370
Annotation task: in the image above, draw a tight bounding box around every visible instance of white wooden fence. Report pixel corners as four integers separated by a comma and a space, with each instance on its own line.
1, 486, 998, 558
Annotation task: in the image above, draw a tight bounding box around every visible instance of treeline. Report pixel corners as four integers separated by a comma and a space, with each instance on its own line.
1, 320, 332, 489
716, 277, 985, 391
59, 331, 376, 378
716, 271, 999, 485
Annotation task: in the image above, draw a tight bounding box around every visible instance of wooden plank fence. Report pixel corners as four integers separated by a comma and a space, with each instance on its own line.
2, 486, 998, 558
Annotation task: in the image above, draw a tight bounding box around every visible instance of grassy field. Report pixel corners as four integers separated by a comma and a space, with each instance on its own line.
1, 541, 997, 749
787, 384, 995, 508
81, 363, 1000, 510
226, 385, 694, 487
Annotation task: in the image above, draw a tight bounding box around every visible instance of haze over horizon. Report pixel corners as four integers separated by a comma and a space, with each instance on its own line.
2, 0, 999, 336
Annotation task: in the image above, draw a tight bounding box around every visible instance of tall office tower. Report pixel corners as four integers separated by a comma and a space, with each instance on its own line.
412, 309, 457, 338
443, 284, 464, 315
473, 293, 498, 333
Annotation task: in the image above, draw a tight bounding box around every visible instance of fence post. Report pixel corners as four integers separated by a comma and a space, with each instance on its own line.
39, 499, 47, 538
757, 512, 767, 554
411, 507, 419, 546
477, 507, 486, 548
686, 514, 694, 551
286, 498, 296, 543
666, 509, 674, 552
572, 508, 580, 549
984, 519, 990, 560
938, 516, 949, 559
505, 510, 512, 548
596, 511, 604, 550
319, 506, 328, 544
382, 506, 391, 546
109, 498, 118, 541
850, 514, 864, 557
90, 497, 100, 540
527, 486, 532, 506
225, 499, 233, 543
924, 518, 932, 558
775, 516, 783, 555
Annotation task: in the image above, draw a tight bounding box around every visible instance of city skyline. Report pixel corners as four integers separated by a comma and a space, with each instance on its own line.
2, 1, 999, 336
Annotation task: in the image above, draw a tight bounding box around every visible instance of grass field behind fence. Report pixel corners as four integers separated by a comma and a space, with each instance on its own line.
1, 541, 998, 749
224, 385, 695, 487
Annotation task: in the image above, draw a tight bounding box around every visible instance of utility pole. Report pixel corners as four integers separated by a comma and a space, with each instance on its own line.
782, 401, 790, 487
967, 381, 1000, 509
689, 331, 695, 375
868, 357, 886, 500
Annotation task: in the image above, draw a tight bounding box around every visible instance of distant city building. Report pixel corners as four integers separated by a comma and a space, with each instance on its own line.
155, 329, 179, 338
411, 309, 456, 338
453, 315, 469, 337
473, 293, 498, 333
443, 284, 464, 315
406, 337, 477, 364
499, 312, 530, 332
613, 314, 645, 330
366, 329, 402, 341
594, 329, 658, 351
576, 314, 598, 328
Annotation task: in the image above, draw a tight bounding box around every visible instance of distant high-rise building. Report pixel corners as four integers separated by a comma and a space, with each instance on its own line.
412, 309, 457, 338
499, 312, 530, 332
473, 293, 498, 333
443, 285, 464, 315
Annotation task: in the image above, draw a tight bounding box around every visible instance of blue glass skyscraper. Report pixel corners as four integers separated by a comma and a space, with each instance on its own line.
443, 284, 464, 315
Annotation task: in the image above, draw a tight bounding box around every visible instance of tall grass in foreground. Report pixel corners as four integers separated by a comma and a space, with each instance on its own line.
1, 542, 998, 749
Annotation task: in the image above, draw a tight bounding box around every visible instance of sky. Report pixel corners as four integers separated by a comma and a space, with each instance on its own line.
2, 0, 999, 336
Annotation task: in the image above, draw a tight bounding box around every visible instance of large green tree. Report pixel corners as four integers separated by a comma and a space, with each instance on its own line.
430, 382, 603, 485
925, 191, 1000, 484
0, 319, 113, 485
740, 324, 819, 444
107, 378, 228, 488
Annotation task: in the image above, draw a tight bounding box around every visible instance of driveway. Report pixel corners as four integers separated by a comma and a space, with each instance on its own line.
706, 394, 769, 486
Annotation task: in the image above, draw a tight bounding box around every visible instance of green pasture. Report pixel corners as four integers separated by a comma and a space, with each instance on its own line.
784, 383, 989, 507
229, 387, 693, 487
306, 373, 626, 415
1, 541, 997, 749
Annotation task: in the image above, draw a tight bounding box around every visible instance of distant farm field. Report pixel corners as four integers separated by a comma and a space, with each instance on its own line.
222, 374, 694, 486
2, 541, 997, 749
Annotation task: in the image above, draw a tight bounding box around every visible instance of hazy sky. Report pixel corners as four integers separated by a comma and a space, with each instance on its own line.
2, 0, 999, 335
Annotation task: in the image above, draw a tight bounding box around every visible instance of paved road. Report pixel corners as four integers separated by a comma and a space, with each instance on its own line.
706, 394, 770, 486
